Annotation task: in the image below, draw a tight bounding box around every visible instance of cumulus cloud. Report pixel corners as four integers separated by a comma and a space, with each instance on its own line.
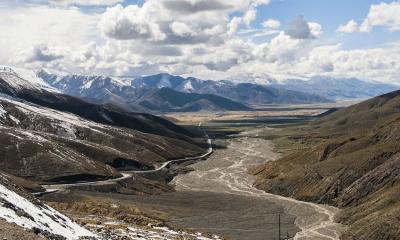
360, 1, 400, 32
308, 22, 322, 37
243, 7, 257, 25
98, 4, 166, 41
285, 16, 316, 39
160, 0, 232, 13
338, 2, 400, 33
99, 2, 229, 45
0, 5, 98, 65
1, 0, 400, 84
47, 0, 123, 6
228, 17, 242, 36
337, 20, 359, 33
170, 21, 196, 37
204, 59, 239, 71
19, 44, 64, 63
262, 19, 281, 29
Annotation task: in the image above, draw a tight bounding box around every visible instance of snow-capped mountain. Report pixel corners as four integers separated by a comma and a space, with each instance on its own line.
137, 87, 251, 112
272, 77, 399, 100
38, 71, 331, 112
0, 66, 216, 239
0, 67, 205, 183
0, 66, 57, 93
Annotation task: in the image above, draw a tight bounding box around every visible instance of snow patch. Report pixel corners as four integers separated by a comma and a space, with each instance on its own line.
82, 80, 94, 89
0, 104, 6, 119
183, 81, 194, 92
0, 183, 95, 240
101, 112, 114, 123
110, 77, 133, 87
9, 115, 20, 124
0, 66, 58, 92
19, 131, 48, 142
53, 122, 77, 139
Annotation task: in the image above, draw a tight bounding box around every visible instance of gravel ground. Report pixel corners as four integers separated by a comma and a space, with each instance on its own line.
0, 219, 46, 240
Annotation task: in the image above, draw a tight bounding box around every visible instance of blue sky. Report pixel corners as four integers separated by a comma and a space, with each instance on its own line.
0, 0, 399, 83
90, 0, 398, 52
116, 0, 400, 49
255, 0, 400, 48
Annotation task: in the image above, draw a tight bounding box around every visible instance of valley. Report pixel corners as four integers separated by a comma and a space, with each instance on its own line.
0, 66, 398, 240
36, 102, 347, 240
1, 1, 400, 239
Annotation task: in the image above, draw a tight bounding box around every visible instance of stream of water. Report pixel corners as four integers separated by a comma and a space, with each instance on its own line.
172, 128, 344, 240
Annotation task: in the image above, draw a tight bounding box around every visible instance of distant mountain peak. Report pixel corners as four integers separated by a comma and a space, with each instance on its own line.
272, 76, 398, 100
0, 66, 57, 93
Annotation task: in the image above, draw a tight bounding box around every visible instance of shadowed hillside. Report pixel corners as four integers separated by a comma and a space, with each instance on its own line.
0, 69, 206, 183
138, 87, 251, 112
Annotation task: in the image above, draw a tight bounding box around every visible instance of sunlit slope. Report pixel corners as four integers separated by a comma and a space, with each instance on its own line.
254, 90, 400, 240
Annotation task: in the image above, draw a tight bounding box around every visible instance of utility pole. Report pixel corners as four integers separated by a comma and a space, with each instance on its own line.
278, 213, 281, 240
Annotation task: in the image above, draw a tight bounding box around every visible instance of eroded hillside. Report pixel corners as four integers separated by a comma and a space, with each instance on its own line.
0, 67, 206, 183
253, 90, 400, 240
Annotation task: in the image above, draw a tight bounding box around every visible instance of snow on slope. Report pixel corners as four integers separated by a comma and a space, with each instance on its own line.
0, 66, 58, 92
0, 104, 6, 119
38, 69, 132, 89
182, 81, 194, 92
0, 93, 105, 133
0, 183, 95, 239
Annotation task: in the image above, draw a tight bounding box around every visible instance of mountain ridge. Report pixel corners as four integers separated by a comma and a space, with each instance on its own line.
253, 89, 400, 240
38, 70, 332, 112
0, 67, 206, 183
273, 76, 398, 100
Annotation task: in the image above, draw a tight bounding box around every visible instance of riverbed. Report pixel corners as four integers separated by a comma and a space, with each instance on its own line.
118, 128, 344, 240
174, 128, 344, 239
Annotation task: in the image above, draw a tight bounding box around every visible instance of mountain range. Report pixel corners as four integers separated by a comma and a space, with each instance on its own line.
37, 70, 399, 112
0, 66, 207, 183
272, 77, 398, 100
37, 71, 333, 112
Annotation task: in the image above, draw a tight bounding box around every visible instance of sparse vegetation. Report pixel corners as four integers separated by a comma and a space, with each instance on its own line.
254, 91, 400, 240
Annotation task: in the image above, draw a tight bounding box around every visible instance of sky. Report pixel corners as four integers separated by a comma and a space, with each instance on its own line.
0, 0, 399, 84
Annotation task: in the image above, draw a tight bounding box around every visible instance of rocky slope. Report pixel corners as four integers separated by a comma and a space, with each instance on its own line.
0, 67, 206, 183
253, 90, 400, 240
0, 172, 95, 239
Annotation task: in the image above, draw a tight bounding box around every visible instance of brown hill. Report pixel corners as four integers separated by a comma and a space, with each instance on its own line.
0, 72, 206, 183
253, 90, 400, 240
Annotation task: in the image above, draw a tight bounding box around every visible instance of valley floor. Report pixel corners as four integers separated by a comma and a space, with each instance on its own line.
59, 127, 344, 240
39, 103, 349, 240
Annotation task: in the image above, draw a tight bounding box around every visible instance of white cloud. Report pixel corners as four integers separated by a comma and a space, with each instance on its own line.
228, 17, 242, 36
337, 20, 359, 33
360, 1, 400, 32
15, 44, 65, 63
285, 16, 316, 39
98, 4, 166, 41
170, 21, 196, 37
47, 0, 123, 6
0, 5, 98, 64
262, 19, 281, 29
243, 7, 257, 25
98, 2, 231, 45
1, 0, 399, 84
308, 22, 322, 37
338, 2, 400, 33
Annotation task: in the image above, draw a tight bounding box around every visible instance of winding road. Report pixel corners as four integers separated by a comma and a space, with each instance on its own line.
39, 125, 213, 192
37, 124, 344, 240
